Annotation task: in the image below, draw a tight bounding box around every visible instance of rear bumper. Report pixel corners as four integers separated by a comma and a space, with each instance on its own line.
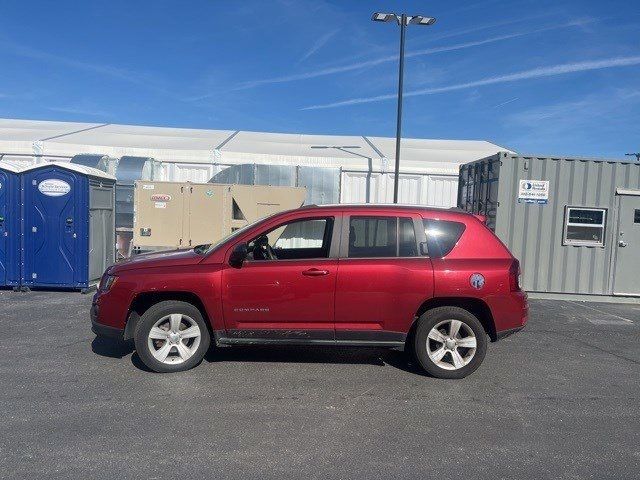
496, 325, 525, 340
490, 290, 528, 339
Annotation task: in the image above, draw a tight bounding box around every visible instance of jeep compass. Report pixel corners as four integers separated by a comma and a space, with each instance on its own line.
91, 205, 527, 379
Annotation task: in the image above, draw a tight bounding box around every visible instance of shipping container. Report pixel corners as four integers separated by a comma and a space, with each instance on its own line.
21, 162, 115, 291
459, 152, 640, 297
133, 181, 306, 251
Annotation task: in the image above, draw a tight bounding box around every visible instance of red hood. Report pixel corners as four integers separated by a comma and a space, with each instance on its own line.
110, 248, 204, 273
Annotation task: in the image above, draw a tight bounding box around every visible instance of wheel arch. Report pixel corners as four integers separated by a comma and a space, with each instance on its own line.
123, 291, 213, 340
408, 297, 497, 346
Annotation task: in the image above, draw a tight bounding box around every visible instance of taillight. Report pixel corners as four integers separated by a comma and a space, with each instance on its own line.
509, 260, 521, 291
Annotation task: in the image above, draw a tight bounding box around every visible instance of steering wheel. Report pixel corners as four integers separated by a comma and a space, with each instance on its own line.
253, 235, 277, 261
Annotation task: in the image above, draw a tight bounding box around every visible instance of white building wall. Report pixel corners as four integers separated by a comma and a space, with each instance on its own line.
0, 118, 511, 208
164, 162, 216, 183
341, 171, 459, 207
425, 175, 459, 207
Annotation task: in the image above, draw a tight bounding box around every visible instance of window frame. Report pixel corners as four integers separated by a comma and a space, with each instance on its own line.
244, 215, 340, 262
340, 214, 422, 259
562, 206, 607, 247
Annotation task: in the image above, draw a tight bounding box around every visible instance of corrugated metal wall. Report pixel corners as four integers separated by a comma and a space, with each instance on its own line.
164, 162, 215, 183
460, 152, 640, 295
341, 172, 458, 206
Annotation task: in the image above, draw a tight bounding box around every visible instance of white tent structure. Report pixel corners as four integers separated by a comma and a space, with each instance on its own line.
0, 118, 511, 207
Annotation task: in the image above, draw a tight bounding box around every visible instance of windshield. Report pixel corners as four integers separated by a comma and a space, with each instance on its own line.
194, 213, 279, 255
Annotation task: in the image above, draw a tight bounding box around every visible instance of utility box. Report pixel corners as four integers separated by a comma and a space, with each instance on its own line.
459, 152, 640, 298
133, 181, 307, 251
21, 162, 116, 291
0, 162, 24, 288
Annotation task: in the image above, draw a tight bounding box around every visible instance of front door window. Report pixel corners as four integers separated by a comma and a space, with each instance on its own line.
248, 217, 333, 261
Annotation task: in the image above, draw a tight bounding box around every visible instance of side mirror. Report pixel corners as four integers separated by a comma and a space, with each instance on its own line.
229, 243, 248, 268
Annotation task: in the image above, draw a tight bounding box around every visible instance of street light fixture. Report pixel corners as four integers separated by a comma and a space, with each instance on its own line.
372, 12, 436, 203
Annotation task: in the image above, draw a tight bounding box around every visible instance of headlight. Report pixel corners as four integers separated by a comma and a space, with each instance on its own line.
100, 274, 118, 291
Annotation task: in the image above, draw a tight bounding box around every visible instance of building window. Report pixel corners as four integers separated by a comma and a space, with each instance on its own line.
563, 207, 606, 246
635, 209, 640, 224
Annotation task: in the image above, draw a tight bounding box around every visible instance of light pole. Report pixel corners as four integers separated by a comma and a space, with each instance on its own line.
625, 153, 640, 162
372, 12, 436, 203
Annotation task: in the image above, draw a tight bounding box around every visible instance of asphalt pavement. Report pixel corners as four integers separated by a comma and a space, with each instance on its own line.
1, 290, 639, 479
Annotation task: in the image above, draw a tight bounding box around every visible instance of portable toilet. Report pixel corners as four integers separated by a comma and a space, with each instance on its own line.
0, 161, 23, 288
21, 162, 116, 291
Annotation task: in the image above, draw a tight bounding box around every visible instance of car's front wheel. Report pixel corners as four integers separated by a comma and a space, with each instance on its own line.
134, 300, 211, 373
412, 306, 487, 379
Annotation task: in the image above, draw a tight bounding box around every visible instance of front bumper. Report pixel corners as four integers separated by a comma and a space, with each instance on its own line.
91, 303, 124, 340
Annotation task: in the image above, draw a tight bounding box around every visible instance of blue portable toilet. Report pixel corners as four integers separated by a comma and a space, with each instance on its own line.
0, 162, 23, 288
21, 162, 116, 291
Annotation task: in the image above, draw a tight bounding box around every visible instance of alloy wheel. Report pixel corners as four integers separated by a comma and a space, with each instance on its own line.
426, 319, 477, 371
147, 313, 202, 365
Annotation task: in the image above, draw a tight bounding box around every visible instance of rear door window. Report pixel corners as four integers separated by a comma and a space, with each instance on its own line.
422, 219, 466, 257
399, 217, 418, 256
348, 216, 397, 258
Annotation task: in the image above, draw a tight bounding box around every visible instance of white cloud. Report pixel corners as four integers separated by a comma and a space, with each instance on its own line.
299, 29, 339, 62
508, 89, 640, 126
215, 19, 595, 94
302, 55, 640, 110
0, 40, 170, 96
0, 41, 141, 83
502, 89, 640, 155
46, 106, 113, 118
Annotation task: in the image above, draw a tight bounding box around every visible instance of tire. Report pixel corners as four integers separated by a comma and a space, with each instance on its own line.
134, 300, 211, 373
412, 306, 487, 379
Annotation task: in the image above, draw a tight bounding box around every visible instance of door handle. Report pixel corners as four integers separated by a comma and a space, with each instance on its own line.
618, 241, 628, 247
302, 268, 329, 276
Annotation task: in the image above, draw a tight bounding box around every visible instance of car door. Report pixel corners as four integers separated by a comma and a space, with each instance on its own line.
221, 214, 341, 341
334, 213, 434, 343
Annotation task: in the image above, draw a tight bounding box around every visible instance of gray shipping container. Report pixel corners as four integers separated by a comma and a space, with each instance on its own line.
459, 152, 640, 298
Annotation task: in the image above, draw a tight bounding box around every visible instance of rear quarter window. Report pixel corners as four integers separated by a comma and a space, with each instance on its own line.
423, 219, 466, 257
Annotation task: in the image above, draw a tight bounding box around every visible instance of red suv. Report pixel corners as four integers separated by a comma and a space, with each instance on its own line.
91, 205, 527, 379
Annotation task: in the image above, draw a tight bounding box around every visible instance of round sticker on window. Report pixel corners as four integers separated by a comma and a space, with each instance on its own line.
38, 179, 71, 197
470, 273, 485, 289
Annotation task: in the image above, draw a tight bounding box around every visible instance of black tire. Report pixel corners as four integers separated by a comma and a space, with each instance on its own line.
134, 300, 211, 373
412, 306, 487, 379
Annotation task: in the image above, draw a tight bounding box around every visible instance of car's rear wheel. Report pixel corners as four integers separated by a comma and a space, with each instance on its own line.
134, 300, 211, 373
413, 306, 487, 379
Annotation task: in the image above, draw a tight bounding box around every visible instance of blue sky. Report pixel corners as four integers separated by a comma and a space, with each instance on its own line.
0, 0, 638, 158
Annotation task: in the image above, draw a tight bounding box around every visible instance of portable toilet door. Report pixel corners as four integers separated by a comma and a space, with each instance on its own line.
0, 162, 22, 288
21, 162, 116, 290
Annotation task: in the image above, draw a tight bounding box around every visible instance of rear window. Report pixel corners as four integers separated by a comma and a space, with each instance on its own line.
422, 219, 465, 257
